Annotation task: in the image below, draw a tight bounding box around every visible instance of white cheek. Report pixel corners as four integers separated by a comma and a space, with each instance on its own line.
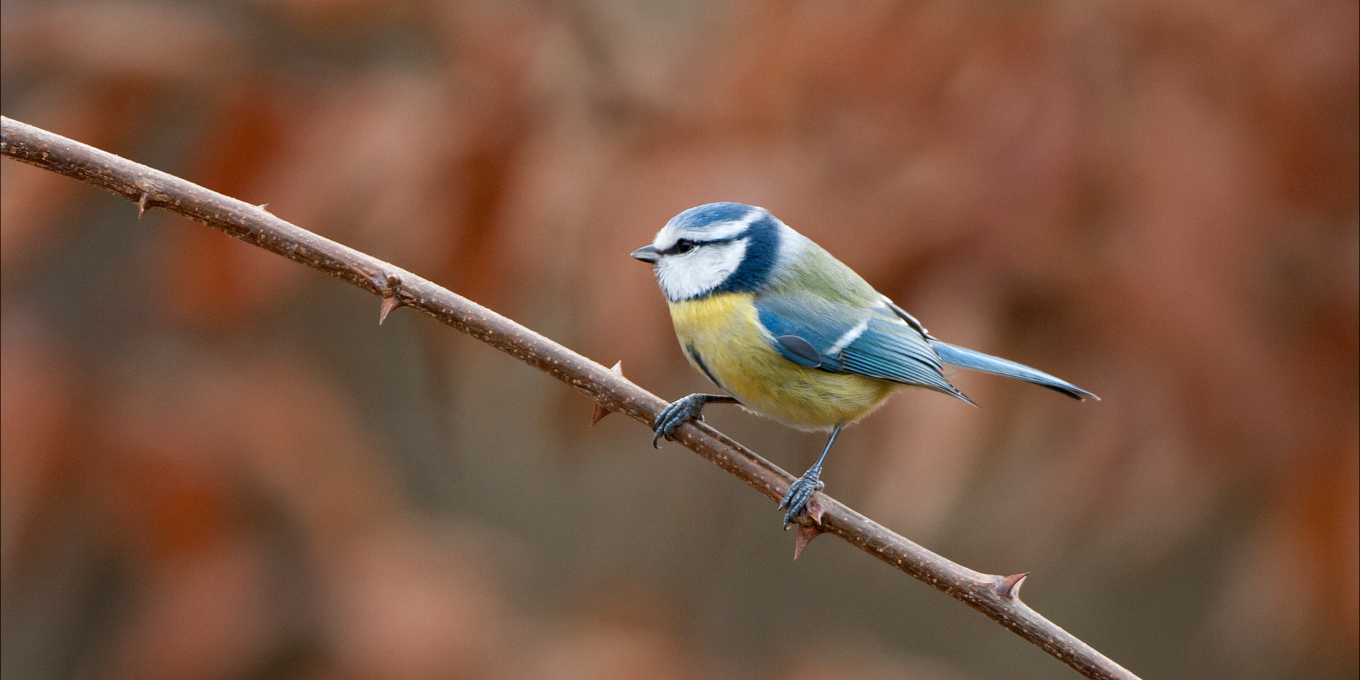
656, 240, 748, 301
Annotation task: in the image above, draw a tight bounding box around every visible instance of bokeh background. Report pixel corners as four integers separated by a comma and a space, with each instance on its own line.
2, 0, 1356, 678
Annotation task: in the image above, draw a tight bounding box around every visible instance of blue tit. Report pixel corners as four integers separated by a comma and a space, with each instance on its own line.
631, 202, 1097, 527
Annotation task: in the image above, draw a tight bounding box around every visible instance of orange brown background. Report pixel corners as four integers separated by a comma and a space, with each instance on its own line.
2, 1, 1356, 679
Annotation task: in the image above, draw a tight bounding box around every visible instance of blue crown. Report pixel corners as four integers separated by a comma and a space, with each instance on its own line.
670, 202, 761, 231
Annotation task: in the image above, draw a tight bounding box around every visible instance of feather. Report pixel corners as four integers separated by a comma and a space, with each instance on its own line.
754, 294, 973, 404
927, 339, 1098, 401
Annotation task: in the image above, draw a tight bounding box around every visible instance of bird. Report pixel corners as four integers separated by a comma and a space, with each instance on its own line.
631, 202, 1097, 527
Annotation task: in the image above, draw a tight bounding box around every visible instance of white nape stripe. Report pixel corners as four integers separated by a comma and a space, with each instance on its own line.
717, 209, 764, 238
827, 318, 870, 355
772, 219, 810, 271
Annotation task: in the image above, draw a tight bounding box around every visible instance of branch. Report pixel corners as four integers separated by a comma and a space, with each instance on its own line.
1, 116, 1139, 680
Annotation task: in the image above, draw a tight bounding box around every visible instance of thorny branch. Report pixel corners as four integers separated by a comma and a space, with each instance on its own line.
1, 116, 1139, 680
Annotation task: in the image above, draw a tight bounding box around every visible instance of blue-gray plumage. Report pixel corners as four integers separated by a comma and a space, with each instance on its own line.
632, 202, 1097, 526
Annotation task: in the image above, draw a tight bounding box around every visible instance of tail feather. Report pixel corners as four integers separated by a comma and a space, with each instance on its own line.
928, 339, 1098, 401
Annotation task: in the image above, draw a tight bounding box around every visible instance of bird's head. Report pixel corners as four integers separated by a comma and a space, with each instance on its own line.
632, 202, 797, 302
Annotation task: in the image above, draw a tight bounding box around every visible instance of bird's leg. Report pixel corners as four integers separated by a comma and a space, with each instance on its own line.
652, 394, 740, 448
779, 423, 844, 528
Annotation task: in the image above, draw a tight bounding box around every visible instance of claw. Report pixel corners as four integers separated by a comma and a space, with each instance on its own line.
651, 395, 707, 448
779, 471, 825, 528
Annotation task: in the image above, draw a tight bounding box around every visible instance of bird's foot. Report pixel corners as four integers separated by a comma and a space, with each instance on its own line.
778, 469, 825, 528
652, 395, 709, 448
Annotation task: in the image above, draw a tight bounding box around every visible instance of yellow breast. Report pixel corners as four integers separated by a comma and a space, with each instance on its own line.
667, 294, 897, 431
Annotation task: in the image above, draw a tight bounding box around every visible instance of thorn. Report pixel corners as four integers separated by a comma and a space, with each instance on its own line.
781, 487, 828, 531
257, 203, 271, 213
379, 295, 401, 324
137, 192, 151, 218
591, 361, 624, 426
378, 274, 403, 324
793, 524, 822, 559
788, 496, 828, 558
998, 572, 1029, 600
805, 495, 826, 525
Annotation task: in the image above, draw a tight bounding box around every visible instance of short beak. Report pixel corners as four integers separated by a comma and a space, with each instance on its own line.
630, 245, 660, 263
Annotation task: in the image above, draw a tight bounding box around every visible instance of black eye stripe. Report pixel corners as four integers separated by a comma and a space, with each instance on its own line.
660, 236, 738, 256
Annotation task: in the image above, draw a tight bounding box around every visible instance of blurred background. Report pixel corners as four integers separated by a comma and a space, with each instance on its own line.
1, 0, 1356, 678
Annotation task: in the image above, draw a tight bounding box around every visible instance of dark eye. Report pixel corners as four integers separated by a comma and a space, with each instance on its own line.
674, 239, 695, 254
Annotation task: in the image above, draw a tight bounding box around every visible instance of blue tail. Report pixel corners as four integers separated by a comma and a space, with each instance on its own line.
928, 339, 1098, 401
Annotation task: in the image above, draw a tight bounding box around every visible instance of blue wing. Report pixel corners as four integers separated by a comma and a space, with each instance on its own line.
754, 294, 972, 403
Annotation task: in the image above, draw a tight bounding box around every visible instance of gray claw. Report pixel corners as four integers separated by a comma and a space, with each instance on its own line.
779, 473, 825, 527
651, 395, 706, 448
